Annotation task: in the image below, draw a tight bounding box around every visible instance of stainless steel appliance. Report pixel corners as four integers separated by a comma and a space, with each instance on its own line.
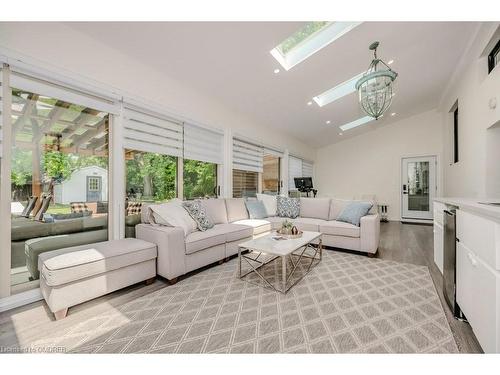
443, 206, 466, 321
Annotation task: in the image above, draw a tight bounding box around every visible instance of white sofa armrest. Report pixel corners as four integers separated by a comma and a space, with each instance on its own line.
136, 224, 186, 280
360, 214, 380, 254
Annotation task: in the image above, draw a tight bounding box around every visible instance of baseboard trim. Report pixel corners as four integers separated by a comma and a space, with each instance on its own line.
0, 288, 43, 312
401, 218, 433, 225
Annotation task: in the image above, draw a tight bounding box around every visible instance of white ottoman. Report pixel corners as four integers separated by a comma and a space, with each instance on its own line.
39, 238, 157, 320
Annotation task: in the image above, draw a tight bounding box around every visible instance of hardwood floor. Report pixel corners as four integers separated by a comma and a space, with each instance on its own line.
0, 221, 483, 353
377, 221, 482, 353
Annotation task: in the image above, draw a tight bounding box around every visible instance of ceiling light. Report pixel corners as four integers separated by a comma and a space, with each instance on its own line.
313, 72, 364, 107
274, 68, 280, 74
390, 112, 396, 116
270, 22, 362, 71
355, 41, 398, 120
326, 120, 331, 124
339, 115, 376, 131
387, 59, 394, 65
307, 101, 313, 106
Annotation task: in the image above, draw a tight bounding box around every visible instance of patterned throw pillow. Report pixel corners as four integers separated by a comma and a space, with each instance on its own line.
276, 196, 300, 218
126, 201, 143, 216
182, 200, 215, 231
70, 202, 90, 213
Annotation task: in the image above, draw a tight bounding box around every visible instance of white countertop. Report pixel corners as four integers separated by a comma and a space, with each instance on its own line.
434, 197, 500, 221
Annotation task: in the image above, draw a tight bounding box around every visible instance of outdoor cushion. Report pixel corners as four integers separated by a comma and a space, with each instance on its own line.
225, 198, 249, 222
319, 221, 361, 238
183, 200, 215, 231
185, 230, 225, 254
232, 219, 271, 235
39, 238, 157, 287
291, 217, 326, 232
245, 200, 268, 219
337, 202, 373, 227
300, 198, 331, 220
200, 199, 228, 224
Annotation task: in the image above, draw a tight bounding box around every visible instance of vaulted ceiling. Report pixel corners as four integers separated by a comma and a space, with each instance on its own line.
67, 22, 480, 147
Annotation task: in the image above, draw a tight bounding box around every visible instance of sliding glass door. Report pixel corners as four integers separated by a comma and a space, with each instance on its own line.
10, 87, 110, 292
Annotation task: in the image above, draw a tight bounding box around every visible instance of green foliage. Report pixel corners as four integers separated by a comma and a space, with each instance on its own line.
183, 159, 217, 199
11, 148, 33, 187
279, 21, 330, 54
43, 151, 71, 181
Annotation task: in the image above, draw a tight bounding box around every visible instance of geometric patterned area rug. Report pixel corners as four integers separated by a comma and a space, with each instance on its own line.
30, 250, 458, 353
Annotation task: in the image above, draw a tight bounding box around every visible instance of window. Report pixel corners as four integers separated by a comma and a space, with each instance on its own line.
183, 159, 218, 200
10, 88, 109, 287
233, 169, 258, 198
453, 107, 459, 163
270, 22, 362, 71
262, 154, 280, 194
488, 39, 500, 74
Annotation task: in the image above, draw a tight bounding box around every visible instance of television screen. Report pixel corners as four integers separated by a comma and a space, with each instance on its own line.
294, 177, 313, 189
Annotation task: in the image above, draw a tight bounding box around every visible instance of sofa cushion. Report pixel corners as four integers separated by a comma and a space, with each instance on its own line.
225, 198, 249, 222
185, 230, 226, 255
245, 200, 268, 219
149, 199, 197, 236
183, 200, 215, 231
265, 216, 285, 230
39, 238, 157, 287
200, 199, 228, 224
320, 221, 360, 238
256, 193, 277, 216
233, 219, 272, 235
300, 198, 331, 220
337, 201, 373, 227
213, 223, 253, 242
328, 198, 352, 220
276, 196, 300, 218
292, 217, 326, 232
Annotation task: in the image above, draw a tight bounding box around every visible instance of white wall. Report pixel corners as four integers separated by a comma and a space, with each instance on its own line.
0, 22, 314, 161
315, 110, 444, 221
55, 166, 109, 204
438, 23, 500, 199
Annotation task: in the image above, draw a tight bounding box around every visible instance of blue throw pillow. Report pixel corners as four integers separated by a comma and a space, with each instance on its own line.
337, 202, 373, 227
245, 200, 268, 219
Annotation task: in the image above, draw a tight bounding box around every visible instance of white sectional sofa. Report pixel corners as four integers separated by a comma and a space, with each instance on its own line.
136, 197, 380, 283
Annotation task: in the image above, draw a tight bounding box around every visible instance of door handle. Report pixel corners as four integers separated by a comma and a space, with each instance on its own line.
402, 184, 408, 194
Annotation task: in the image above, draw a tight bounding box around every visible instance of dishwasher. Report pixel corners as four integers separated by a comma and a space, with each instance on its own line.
443, 206, 467, 321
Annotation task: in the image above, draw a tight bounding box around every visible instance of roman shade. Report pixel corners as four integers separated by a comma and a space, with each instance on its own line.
302, 160, 314, 178
183, 122, 223, 164
263, 146, 284, 158
233, 137, 263, 173
122, 105, 183, 158
288, 156, 303, 190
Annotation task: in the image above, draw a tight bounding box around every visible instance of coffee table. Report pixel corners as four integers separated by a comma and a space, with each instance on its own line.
238, 231, 322, 294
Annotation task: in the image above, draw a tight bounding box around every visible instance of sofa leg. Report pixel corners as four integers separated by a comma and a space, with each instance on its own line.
145, 277, 156, 285
168, 277, 178, 285
218, 260, 224, 265
367, 252, 377, 258
54, 308, 68, 320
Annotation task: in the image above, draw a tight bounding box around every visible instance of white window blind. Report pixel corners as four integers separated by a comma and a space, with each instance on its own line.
183, 123, 223, 164
288, 156, 303, 190
233, 138, 263, 173
302, 160, 314, 178
122, 106, 183, 157
263, 146, 284, 158
0, 67, 3, 158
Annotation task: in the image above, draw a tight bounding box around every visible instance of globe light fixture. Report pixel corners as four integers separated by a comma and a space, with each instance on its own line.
355, 41, 397, 120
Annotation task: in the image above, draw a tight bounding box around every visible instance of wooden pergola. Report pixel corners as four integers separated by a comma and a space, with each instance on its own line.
12, 90, 109, 198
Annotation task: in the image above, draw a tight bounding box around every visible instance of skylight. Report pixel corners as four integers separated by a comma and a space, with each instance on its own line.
313, 72, 364, 107
270, 22, 362, 71
339, 115, 376, 131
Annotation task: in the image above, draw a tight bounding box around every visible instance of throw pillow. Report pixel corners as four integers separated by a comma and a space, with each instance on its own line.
337, 202, 373, 227
256, 193, 277, 216
276, 196, 300, 218
148, 199, 197, 236
182, 200, 215, 231
245, 200, 268, 219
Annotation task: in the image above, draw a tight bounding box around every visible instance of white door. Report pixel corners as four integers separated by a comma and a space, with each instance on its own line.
401, 156, 436, 220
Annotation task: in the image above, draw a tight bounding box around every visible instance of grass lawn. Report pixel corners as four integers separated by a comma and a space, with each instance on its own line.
46, 203, 72, 214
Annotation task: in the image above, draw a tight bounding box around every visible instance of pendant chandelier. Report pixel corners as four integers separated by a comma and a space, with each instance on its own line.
355, 41, 397, 120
